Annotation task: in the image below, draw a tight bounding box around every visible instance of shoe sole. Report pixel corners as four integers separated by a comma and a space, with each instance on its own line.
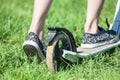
81, 42, 107, 48
23, 41, 45, 61
81, 36, 119, 48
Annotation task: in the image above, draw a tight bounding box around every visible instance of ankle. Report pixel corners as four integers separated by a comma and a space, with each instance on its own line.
84, 28, 99, 34
84, 22, 98, 34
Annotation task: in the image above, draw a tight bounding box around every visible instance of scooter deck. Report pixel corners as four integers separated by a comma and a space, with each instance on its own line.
77, 41, 120, 56
63, 41, 120, 62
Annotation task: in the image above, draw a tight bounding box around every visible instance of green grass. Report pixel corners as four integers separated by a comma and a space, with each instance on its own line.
0, 0, 120, 80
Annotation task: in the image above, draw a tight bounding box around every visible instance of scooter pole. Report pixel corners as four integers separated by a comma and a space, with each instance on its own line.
111, 0, 120, 35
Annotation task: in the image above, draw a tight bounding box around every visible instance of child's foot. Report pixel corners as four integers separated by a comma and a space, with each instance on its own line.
81, 27, 119, 48
23, 32, 45, 62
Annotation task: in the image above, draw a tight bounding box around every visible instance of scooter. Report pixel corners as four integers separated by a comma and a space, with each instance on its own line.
45, 1, 120, 73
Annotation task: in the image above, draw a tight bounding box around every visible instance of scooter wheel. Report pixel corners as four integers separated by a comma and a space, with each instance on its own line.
46, 28, 76, 73
46, 45, 56, 73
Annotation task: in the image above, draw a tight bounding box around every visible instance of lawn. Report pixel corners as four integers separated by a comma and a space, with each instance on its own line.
0, 0, 120, 80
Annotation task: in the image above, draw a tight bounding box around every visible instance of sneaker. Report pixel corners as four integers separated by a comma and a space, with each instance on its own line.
23, 32, 45, 61
81, 27, 119, 48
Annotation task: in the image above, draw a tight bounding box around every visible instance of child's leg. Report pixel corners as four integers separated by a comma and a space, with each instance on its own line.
29, 0, 53, 43
84, 0, 104, 34
81, 0, 118, 48
23, 0, 53, 61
